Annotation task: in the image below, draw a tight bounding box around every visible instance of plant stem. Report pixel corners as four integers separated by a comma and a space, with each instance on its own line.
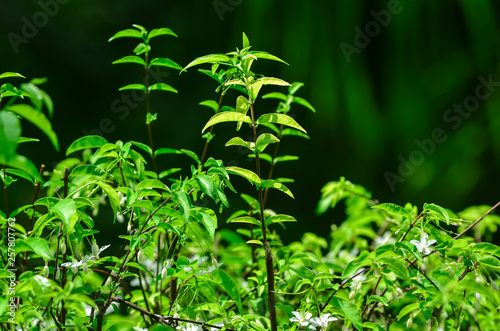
453, 201, 500, 240
249, 102, 277, 331
3, 164, 9, 216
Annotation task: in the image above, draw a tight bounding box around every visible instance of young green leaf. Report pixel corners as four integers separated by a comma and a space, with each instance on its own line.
112, 56, 146, 66
424, 203, 450, 225
0, 72, 25, 80
199, 100, 219, 112
255, 133, 279, 153
24, 238, 53, 261
148, 28, 177, 40
136, 179, 169, 192
262, 92, 288, 101
261, 180, 294, 198
0, 154, 40, 182
372, 203, 412, 220
230, 216, 261, 226
248, 51, 289, 65
149, 57, 183, 70
119, 84, 146, 92
397, 303, 420, 321
96, 181, 121, 222
292, 96, 316, 112
273, 155, 299, 164
256, 77, 291, 87
225, 137, 254, 152
196, 174, 215, 199
5, 104, 59, 151
129, 140, 153, 156
242, 32, 250, 48
66, 135, 108, 156
70, 165, 107, 179
265, 214, 297, 226
181, 54, 231, 73
108, 28, 143, 42
215, 269, 243, 314
175, 191, 191, 223
148, 83, 178, 93
0, 111, 21, 162
332, 297, 363, 331
256, 113, 307, 133
226, 166, 261, 186
202, 112, 252, 133
51, 198, 78, 232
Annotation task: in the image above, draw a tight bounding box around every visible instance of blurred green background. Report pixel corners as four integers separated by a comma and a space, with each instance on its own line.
1, 0, 500, 241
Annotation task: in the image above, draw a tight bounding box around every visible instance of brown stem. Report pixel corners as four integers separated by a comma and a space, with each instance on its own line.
453, 201, 500, 240
321, 267, 372, 312
249, 102, 277, 331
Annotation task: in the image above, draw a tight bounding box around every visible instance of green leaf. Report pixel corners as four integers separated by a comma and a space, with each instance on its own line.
199, 100, 219, 112
149, 57, 183, 71
112, 56, 146, 66
20, 83, 43, 110
159, 168, 181, 179
372, 203, 412, 220
149, 83, 178, 93
108, 28, 143, 41
281, 128, 310, 139
367, 295, 389, 307
362, 322, 385, 331
395, 242, 423, 262
265, 214, 297, 226
0, 111, 21, 162
5, 168, 35, 184
289, 82, 304, 95
18, 137, 40, 144
146, 112, 157, 125
255, 133, 279, 153
196, 174, 215, 199
397, 303, 420, 321
67, 135, 108, 156
261, 180, 294, 198
242, 32, 250, 48
216, 269, 243, 314
424, 203, 450, 225
202, 112, 252, 133
248, 51, 288, 65
225, 137, 254, 152
0, 72, 25, 80
262, 92, 288, 101
380, 256, 410, 280
182, 54, 231, 73
24, 237, 53, 260
136, 179, 169, 192
180, 149, 200, 165
70, 165, 107, 178
473, 242, 500, 257
274, 155, 299, 164
175, 191, 191, 223
288, 264, 315, 281
246, 239, 263, 246
155, 147, 182, 157
256, 77, 291, 87
292, 96, 316, 112
332, 297, 363, 331
119, 84, 146, 92
51, 198, 78, 232
0, 154, 41, 182
148, 28, 177, 40
480, 255, 500, 268
96, 181, 121, 222
129, 140, 153, 156
231, 216, 261, 226
256, 113, 306, 133
196, 211, 217, 240
5, 104, 59, 151
226, 166, 261, 186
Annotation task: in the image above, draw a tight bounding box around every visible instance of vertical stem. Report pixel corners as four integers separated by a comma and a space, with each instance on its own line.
144, 52, 158, 174
262, 125, 284, 208
249, 103, 277, 331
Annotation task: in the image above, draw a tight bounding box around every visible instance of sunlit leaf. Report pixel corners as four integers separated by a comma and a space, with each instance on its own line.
256, 113, 306, 133
66, 135, 108, 156
202, 112, 251, 133
149, 57, 182, 70
108, 28, 143, 42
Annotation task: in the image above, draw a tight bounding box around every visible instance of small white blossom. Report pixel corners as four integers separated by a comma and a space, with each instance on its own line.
410, 233, 436, 255
290, 311, 314, 328
475, 292, 481, 304
310, 313, 338, 329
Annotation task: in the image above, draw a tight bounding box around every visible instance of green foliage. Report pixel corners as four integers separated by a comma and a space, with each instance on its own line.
1, 26, 500, 331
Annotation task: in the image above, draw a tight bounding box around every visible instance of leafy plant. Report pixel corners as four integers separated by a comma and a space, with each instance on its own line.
1, 25, 500, 331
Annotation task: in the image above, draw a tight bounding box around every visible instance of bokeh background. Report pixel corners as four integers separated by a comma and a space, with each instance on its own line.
1, 0, 500, 242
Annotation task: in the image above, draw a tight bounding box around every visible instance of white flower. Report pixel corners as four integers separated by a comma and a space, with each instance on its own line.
290, 311, 313, 328
373, 232, 395, 248
310, 314, 338, 329
410, 233, 436, 255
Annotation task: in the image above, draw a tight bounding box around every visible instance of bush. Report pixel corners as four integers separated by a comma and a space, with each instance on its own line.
1, 25, 499, 331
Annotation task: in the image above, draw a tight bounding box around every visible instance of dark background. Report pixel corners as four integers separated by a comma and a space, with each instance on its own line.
1, 0, 500, 242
